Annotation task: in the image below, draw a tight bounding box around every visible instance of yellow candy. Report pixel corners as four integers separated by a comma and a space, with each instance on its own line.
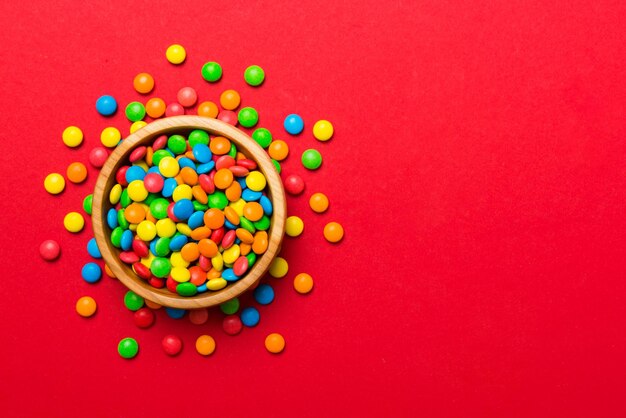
101, 127, 121, 148
62, 126, 83, 147
129, 224, 137, 232
127, 180, 148, 202
135, 161, 149, 172
64, 212, 85, 233
170, 252, 190, 268
222, 244, 240, 264
245, 171, 266, 192
230, 198, 246, 216
140, 253, 155, 268
156, 218, 176, 237
159, 156, 180, 178
44, 173, 65, 195
172, 184, 193, 201
269, 256, 288, 278
109, 184, 122, 204
170, 266, 191, 282
136, 220, 157, 241
166, 44, 186, 64
176, 223, 192, 236
211, 253, 224, 271
312, 120, 334, 141
285, 216, 304, 237
207, 278, 227, 291
130, 121, 147, 134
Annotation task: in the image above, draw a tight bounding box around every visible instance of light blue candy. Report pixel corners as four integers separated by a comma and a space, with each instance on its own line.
173, 199, 194, 220
169, 234, 188, 251
196, 161, 215, 174
81, 262, 102, 284
87, 238, 101, 259
242, 189, 262, 201
165, 307, 186, 319
259, 195, 273, 216
107, 208, 119, 229
125, 166, 146, 182
178, 157, 196, 169
240, 307, 260, 327
162, 178, 178, 198
96, 95, 117, 116
120, 230, 133, 251
224, 219, 237, 230
284, 113, 304, 135
192, 144, 213, 163
222, 268, 239, 282
188, 211, 204, 229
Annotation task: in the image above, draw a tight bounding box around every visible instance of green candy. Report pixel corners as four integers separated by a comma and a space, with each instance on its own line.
152, 149, 174, 166
253, 215, 270, 231
117, 209, 129, 229
83, 194, 93, 215
244, 65, 265, 87
228, 143, 237, 158
201, 61, 222, 83
208, 191, 228, 209
272, 159, 281, 174
150, 198, 169, 219
193, 201, 208, 211
176, 282, 198, 297
118, 337, 139, 359
110, 226, 124, 248
124, 290, 144, 311
154, 237, 171, 257
238, 107, 259, 128
246, 252, 257, 267
240, 217, 256, 234
220, 297, 240, 315
144, 193, 157, 205
301, 149, 322, 170
167, 134, 187, 155
252, 128, 272, 148
150, 257, 171, 278
120, 189, 131, 208
125, 102, 145, 122
188, 130, 209, 147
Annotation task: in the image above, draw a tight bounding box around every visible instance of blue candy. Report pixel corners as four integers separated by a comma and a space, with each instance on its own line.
259, 195, 273, 216
197, 283, 208, 293
192, 143, 213, 163
162, 178, 178, 198
165, 307, 186, 319
87, 238, 101, 259
253, 283, 274, 305
187, 211, 205, 229
107, 208, 119, 229
125, 165, 146, 182
169, 234, 188, 251
283, 113, 304, 135
120, 230, 134, 251
173, 199, 194, 220
147, 166, 161, 174
196, 161, 215, 174
236, 177, 248, 189
178, 157, 196, 169
81, 262, 102, 284
242, 189, 262, 201
222, 268, 239, 282
224, 219, 237, 230
240, 307, 260, 327
96, 95, 117, 116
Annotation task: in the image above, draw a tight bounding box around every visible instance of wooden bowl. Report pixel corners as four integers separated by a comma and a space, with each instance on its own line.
92, 116, 286, 309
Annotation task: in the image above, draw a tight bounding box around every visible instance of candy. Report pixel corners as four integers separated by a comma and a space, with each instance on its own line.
309, 192, 329, 213
268, 140, 289, 161
324, 222, 344, 243
246, 171, 266, 191
134, 308, 155, 328
64, 212, 84, 233
284, 114, 304, 135
238, 107, 259, 128
222, 315, 243, 335
253, 283, 275, 305
244, 65, 265, 86
196, 335, 216, 355
252, 128, 272, 148
146, 97, 166, 118
96, 95, 117, 116
130, 121, 147, 134
125, 102, 146, 122
87, 238, 101, 258
285, 216, 304, 237
166, 102, 185, 117
101, 127, 121, 148
124, 290, 144, 311
220, 298, 240, 315
301, 149, 322, 170
177, 87, 197, 107
293, 273, 314, 294
313, 119, 333, 141
269, 257, 288, 278
62, 126, 83, 147
284, 174, 304, 195
76, 296, 97, 317
201, 62, 222, 82
40, 240, 60, 261
44, 173, 65, 195
189, 308, 209, 325
265, 333, 285, 354
197, 101, 219, 118
162, 335, 183, 356
66, 162, 88, 183
240, 307, 260, 327
220, 89, 241, 110
166, 44, 186, 64
118, 337, 139, 359
218, 110, 237, 125
165, 307, 186, 319
133, 73, 154, 94
81, 262, 102, 283
83, 194, 93, 215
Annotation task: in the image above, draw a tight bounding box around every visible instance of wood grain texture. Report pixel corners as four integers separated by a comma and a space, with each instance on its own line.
92, 116, 286, 309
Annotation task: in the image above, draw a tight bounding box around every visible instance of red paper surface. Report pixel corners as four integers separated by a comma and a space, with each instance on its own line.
1, 0, 625, 417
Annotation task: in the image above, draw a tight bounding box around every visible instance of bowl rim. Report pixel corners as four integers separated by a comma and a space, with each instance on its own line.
92, 115, 286, 309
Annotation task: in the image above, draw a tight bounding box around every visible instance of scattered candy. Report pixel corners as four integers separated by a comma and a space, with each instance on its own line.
244, 65, 265, 86
293, 273, 314, 294
189, 308, 209, 325
134, 308, 155, 328
324, 222, 344, 243
284, 174, 304, 195
125, 102, 146, 122
220, 89, 241, 110
238, 107, 259, 128
223, 315, 243, 335
269, 257, 288, 278
81, 262, 102, 283
44, 173, 65, 195
118, 337, 139, 359
133, 73, 154, 94
96, 95, 118, 116
284, 114, 304, 135
166, 44, 186, 64
87, 238, 101, 258
83, 194, 93, 215
76, 296, 97, 317
165, 307, 186, 319
254, 283, 275, 305
252, 128, 272, 148
62, 126, 83, 148
301, 149, 322, 170
196, 335, 216, 356
40, 239, 61, 261
285, 216, 304, 237
265, 333, 285, 354
130, 121, 147, 134
177, 86, 197, 107
64, 212, 85, 233
240, 306, 260, 327
268, 140, 289, 161
124, 290, 144, 311
220, 298, 240, 315
66, 162, 88, 183
166, 102, 185, 117
101, 127, 121, 148
162, 335, 183, 356
201, 62, 222, 82
309, 192, 329, 213
197, 101, 219, 118
146, 97, 166, 118
313, 120, 334, 141
89, 147, 108, 168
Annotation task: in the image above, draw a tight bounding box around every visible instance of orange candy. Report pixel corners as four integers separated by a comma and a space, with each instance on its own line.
198, 239, 218, 258
236, 228, 254, 244
203, 208, 225, 229
224, 206, 240, 225
146, 97, 166, 118
214, 168, 234, 189
252, 231, 269, 254
104, 264, 116, 278
190, 227, 211, 240
219, 89, 241, 110
207, 268, 221, 279
124, 203, 146, 224
268, 140, 289, 161
243, 202, 263, 221
197, 101, 219, 118
265, 333, 285, 354
133, 72, 155, 94
180, 166, 198, 185
66, 162, 88, 183
225, 181, 242, 201
145, 299, 162, 309
210, 136, 231, 155
240, 243, 251, 256
181, 242, 200, 262
323, 222, 344, 243
192, 185, 208, 204
309, 192, 329, 213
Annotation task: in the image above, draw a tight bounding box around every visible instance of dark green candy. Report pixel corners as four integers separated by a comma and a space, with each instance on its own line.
253, 216, 270, 231
220, 297, 240, 315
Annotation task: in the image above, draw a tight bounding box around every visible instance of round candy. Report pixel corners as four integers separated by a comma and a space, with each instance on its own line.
64, 212, 84, 233
101, 127, 121, 148
245, 171, 266, 192
240, 307, 260, 327
130, 121, 147, 134
189, 308, 209, 325
265, 333, 285, 354
220, 89, 241, 110
313, 119, 334, 141
252, 128, 272, 148
201, 61, 222, 82
244, 65, 265, 86
124, 290, 144, 311
269, 257, 288, 278
222, 315, 243, 335
324, 222, 344, 243
133, 72, 154, 94
238, 107, 258, 128
162, 335, 183, 356
127, 180, 148, 201
294, 273, 314, 294
118, 337, 139, 359
218, 110, 237, 125
166, 102, 185, 117
44, 173, 65, 195
40, 239, 60, 261
146, 97, 166, 118
134, 308, 155, 328
253, 283, 274, 305
177, 87, 197, 107
197, 101, 219, 118
87, 238, 101, 258
165, 307, 186, 319
76, 296, 97, 317
81, 262, 102, 283
309, 192, 329, 213
284, 174, 304, 195
284, 114, 304, 135
66, 162, 88, 183
62, 126, 83, 147
301, 149, 322, 170
89, 147, 108, 168
268, 140, 289, 161
166, 44, 186, 64
83, 195, 93, 216
285, 216, 304, 237
220, 298, 240, 315
96, 95, 117, 116
125, 102, 146, 122
196, 335, 216, 356
159, 156, 180, 177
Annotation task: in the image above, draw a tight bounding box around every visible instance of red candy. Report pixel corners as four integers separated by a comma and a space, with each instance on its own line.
229, 166, 249, 177
129, 146, 147, 162
40, 239, 60, 261
166, 277, 178, 293
134, 308, 155, 328
143, 173, 164, 193
119, 251, 140, 264
237, 159, 257, 170
133, 262, 152, 279
132, 239, 149, 258
233, 256, 249, 276
216, 156, 235, 170
222, 315, 243, 335
89, 147, 108, 168
221, 230, 236, 249
198, 255, 211, 271
148, 276, 165, 288
284, 174, 305, 195
210, 227, 224, 245
198, 174, 215, 194
188, 308, 209, 325
177, 87, 198, 107
116, 166, 129, 187
166, 102, 185, 117
162, 335, 183, 356
167, 202, 181, 222
152, 134, 167, 150
218, 110, 237, 125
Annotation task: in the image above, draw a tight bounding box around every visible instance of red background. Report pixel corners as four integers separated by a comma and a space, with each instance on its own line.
1, 0, 625, 417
